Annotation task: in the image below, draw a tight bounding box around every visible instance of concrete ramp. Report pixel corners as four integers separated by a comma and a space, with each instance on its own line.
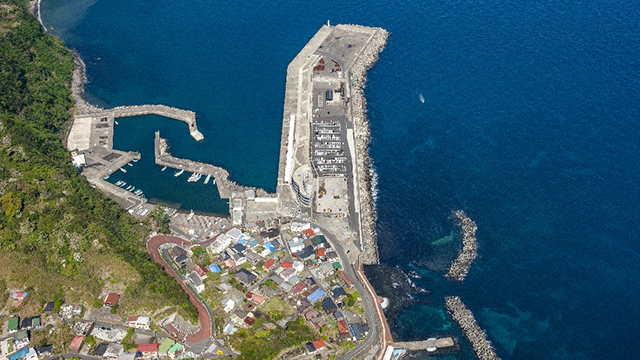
67, 116, 92, 151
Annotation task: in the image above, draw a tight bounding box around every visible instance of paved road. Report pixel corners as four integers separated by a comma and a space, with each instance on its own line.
146, 235, 215, 349
315, 224, 389, 360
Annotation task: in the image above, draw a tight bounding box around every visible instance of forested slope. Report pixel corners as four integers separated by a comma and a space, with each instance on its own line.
0, 0, 196, 319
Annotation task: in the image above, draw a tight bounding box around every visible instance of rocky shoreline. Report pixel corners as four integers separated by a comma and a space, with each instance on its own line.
446, 210, 478, 281
445, 296, 500, 360
71, 52, 104, 115
349, 28, 389, 265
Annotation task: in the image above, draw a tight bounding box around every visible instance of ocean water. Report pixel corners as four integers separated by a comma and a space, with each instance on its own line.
41, 0, 640, 358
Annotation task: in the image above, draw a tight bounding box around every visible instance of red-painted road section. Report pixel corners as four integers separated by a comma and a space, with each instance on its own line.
147, 235, 211, 343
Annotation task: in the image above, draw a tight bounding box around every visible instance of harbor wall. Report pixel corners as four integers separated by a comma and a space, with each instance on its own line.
70, 54, 203, 141
154, 133, 274, 201
446, 210, 478, 281
445, 296, 500, 360
347, 27, 389, 265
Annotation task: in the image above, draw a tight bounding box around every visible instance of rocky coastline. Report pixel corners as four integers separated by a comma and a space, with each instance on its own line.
349, 28, 389, 265
71, 52, 104, 115
445, 296, 500, 360
446, 210, 478, 281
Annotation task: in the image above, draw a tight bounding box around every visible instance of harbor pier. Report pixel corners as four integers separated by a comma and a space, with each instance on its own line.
394, 337, 456, 352
154, 132, 277, 223
89, 104, 204, 141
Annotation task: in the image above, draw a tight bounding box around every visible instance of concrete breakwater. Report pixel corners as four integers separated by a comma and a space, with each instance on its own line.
348, 28, 390, 265
445, 296, 500, 360
91, 105, 204, 141
155, 133, 273, 200
446, 210, 478, 281
70, 53, 203, 141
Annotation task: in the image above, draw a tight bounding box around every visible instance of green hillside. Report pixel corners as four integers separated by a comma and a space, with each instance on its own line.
0, 0, 196, 319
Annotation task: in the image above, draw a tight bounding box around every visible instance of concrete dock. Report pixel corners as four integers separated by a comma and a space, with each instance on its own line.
88, 104, 203, 141
154, 132, 278, 224
394, 337, 456, 352
275, 23, 389, 265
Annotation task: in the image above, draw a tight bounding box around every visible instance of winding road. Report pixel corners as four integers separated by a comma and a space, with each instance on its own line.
146, 235, 215, 347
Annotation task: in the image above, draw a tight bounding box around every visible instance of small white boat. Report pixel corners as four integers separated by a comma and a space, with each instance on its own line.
127, 162, 133, 167
419, 93, 425, 103
174, 169, 184, 177
187, 210, 195, 221
103, 176, 110, 180
120, 168, 127, 173
212, 178, 216, 184
204, 174, 211, 184
115, 121, 119, 125
161, 166, 167, 171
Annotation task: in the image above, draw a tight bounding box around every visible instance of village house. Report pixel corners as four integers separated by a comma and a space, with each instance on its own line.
208, 234, 231, 254
338, 272, 354, 287
288, 238, 305, 253
104, 293, 121, 308
322, 297, 338, 314
126, 316, 151, 330
290, 222, 311, 233
104, 343, 124, 359
194, 265, 208, 279
234, 268, 257, 285
158, 338, 175, 357
137, 343, 158, 359
332, 286, 348, 301
263, 258, 276, 271
187, 272, 205, 293
221, 298, 235, 313
225, 228, 243, 241
69, 336, 84, 351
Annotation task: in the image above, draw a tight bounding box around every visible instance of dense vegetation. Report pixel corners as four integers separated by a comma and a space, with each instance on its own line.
0, 0, 196, 318
230, 317, 317, 360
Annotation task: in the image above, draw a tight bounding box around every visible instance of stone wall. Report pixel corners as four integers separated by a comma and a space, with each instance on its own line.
349, 28, 389, 265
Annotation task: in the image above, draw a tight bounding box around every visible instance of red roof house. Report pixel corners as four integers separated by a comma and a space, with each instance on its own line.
69, 336, 84, 350
251, 294, 265, 305
224, 259, 236, 268
281, 261, 293, 269
292, 282, 306, 295
103, 293, 120, 307
312, 339, 326, 351
338, 272, 354, 287
138, 343, 158, 358
317, 248, 326, 257
302, 228, 316, 238
194, 265, 208, 278
263, 258, 276, 270
244, 317, 255, 326
337, 320, 348, 333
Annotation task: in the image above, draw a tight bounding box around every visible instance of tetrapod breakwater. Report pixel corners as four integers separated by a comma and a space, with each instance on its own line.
349, 27, 389, 265
446, 210, 478, 281
445, 296, 500, 360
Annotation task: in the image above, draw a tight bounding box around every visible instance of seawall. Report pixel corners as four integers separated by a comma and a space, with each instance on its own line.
348, 27, 389, 265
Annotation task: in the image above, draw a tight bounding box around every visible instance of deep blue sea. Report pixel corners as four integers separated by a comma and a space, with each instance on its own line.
42, 0, 640, 358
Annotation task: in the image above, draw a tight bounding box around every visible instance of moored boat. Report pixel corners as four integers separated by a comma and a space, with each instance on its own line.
161, 166, 167, 171
174, 169, 184, 177
120, 168, 127, 173
204, 174, 211, 184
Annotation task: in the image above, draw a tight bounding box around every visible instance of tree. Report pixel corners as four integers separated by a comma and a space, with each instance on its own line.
2, 192, 23, 217
148, 205, 170, 234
